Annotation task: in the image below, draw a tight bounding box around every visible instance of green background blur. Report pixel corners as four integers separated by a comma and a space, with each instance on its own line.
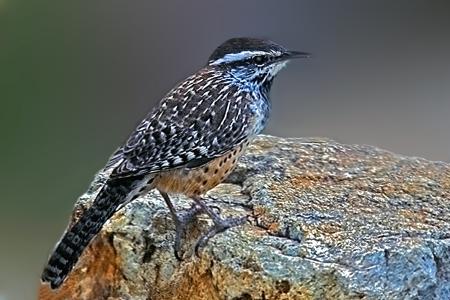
1, 1, 449, 299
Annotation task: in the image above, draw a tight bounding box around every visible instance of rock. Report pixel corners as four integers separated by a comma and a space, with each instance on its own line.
38, 135, 450, 300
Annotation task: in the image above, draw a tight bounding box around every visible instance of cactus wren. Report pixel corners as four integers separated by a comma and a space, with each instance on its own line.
41, 37, 309, 289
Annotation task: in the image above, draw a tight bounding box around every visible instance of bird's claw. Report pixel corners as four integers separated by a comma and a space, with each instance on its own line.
172, 204, 203, 260
194, 215, 248, 257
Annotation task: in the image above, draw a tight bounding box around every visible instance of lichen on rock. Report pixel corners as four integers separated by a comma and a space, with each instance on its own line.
39, 135, 450, 300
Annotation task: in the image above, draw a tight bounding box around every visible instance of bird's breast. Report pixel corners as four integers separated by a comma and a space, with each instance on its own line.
248, 93, 271, 135
153, 143, 247, 197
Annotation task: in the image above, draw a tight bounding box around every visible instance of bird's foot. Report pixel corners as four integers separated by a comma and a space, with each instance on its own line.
172, 203, 204, 260
194, 214, 248, 257
191, 196, 248, 256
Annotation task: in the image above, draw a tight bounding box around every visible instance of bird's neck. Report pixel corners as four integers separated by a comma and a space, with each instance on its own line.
222, 69, 273, 98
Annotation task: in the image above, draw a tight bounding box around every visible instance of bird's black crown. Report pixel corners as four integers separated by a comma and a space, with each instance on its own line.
208, 37, 287, 63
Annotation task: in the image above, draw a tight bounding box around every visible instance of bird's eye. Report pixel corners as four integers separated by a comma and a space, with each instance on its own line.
253, 56, 267, 64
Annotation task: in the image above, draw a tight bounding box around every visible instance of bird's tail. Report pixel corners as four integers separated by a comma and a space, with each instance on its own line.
41, 175, 148, 289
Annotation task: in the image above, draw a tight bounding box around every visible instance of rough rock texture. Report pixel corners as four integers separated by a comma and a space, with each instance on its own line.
38, 135, 450, 300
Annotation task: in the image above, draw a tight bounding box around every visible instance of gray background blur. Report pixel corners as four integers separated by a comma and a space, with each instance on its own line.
1, 1, 450, 299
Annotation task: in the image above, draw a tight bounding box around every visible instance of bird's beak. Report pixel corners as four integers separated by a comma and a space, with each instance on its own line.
284, 50, 311, 59
271, 50, 311, 64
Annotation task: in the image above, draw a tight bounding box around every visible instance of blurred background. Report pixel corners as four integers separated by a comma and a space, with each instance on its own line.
1, 1, 449, 299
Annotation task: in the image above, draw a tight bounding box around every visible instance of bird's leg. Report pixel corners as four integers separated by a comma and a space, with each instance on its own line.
192, 196, 247, 256
159, 191, 203, 260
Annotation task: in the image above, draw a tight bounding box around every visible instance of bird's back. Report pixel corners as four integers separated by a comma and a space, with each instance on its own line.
109, 66, 270, 180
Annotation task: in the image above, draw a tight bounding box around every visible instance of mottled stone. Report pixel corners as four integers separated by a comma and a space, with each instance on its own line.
38, 135, 450, 300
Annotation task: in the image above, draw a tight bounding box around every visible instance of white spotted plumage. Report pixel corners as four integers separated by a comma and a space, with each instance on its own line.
42, 37, 304, 290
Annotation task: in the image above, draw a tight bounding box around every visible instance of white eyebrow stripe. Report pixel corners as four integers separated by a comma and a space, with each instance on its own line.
210, 50, 269, 65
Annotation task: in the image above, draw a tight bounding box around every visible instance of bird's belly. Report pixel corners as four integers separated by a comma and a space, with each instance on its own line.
154, 144, 246, 197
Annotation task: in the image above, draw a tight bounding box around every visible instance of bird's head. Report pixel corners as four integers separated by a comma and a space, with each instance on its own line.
207, 37, 309, 88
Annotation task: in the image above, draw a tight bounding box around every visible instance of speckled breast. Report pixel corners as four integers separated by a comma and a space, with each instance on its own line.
153, 142, 248, 198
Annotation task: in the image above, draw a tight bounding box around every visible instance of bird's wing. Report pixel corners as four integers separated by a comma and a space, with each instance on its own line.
109, 79, 254, 179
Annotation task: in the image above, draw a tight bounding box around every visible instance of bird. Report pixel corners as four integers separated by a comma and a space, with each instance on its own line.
41, 37, 309, 289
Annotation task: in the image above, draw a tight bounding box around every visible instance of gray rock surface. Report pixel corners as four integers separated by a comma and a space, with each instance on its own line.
39, 135, 450, 300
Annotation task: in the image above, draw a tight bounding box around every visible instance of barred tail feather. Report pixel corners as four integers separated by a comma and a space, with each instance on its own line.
41, 175, 148, 289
